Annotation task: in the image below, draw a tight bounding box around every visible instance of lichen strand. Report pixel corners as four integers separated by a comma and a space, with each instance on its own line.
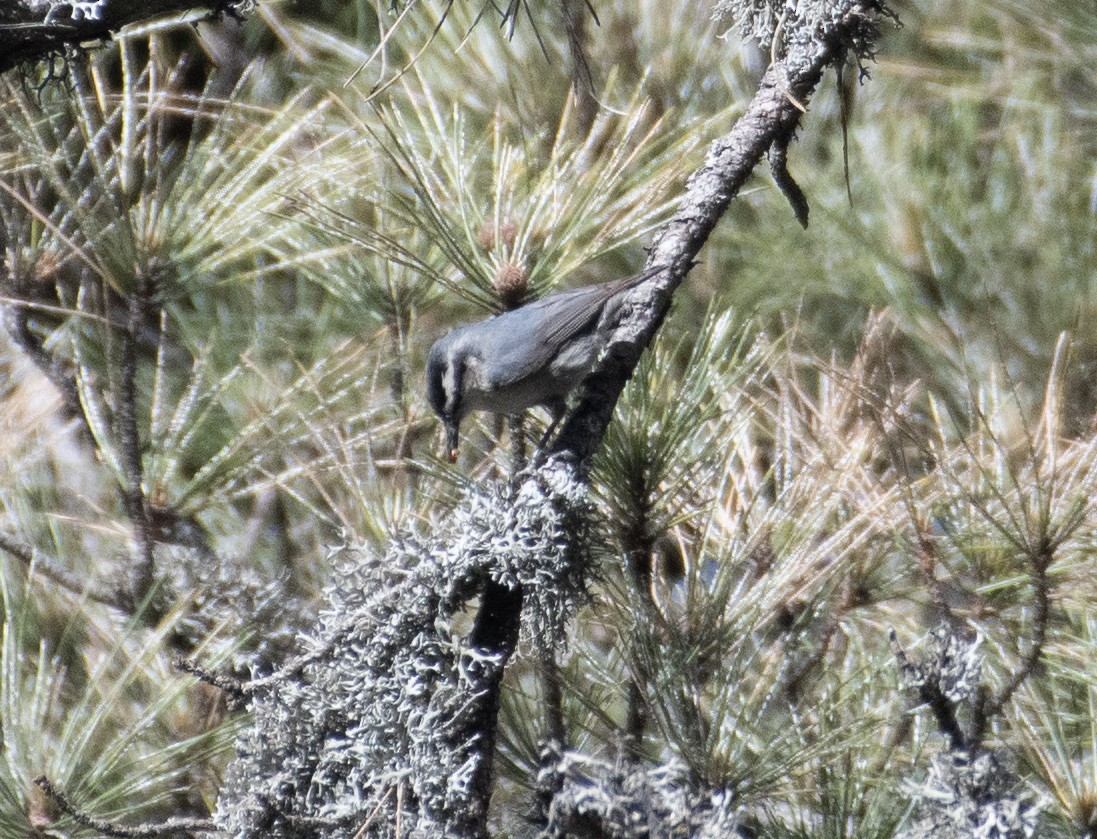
894, 624, 984, 705
899, 750, 1044, 839
215, 458, 593, 838
893, 627, 1045, 839
712, 0, 898, 64
535, 747, 741, 839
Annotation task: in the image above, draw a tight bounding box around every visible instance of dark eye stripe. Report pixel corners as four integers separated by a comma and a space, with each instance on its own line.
448, 358, 464, 418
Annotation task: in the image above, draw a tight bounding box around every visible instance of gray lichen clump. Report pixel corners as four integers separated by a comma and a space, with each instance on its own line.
214, 458, 593, 838
535, 747, 741, 839
893, 624, 984, 705
712, 0, 897, 62
893, 627, 1045, 839
899, 750, 1044, 839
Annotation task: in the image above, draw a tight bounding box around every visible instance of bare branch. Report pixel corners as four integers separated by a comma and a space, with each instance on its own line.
550, 4, 881, 468
0, 0, 248, 75
0, 530, 123, 608
768, 133, 810, 228
174, 656, 248, 702
116, 275, 156, 609
33, 775, 217, 838
976, 545, 1051, 736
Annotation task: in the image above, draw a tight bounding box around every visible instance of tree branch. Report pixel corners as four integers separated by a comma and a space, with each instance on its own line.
33, 775, 217, 838
117, 275, 157, 610
550, 7, 863, 468
0, 530, 123, 608
0, 0, 245, 76
975, 541, 1052, 739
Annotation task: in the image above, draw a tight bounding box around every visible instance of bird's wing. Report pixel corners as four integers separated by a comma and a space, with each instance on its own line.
489, 265, 663, 389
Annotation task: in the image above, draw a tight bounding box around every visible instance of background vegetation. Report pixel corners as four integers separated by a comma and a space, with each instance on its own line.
0, 0, 1095, 835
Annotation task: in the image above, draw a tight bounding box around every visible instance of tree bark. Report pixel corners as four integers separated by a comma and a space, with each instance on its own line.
551, 23, 849, 469
0, 0, 235, 75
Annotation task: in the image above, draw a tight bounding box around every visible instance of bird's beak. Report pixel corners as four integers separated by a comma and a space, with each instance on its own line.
445, 418, 460, 463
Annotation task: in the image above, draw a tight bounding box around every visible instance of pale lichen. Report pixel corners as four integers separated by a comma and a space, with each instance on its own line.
215, 457, 593, 837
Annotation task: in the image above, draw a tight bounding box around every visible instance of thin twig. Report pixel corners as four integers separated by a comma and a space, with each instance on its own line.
0, 531, 121, 608
976, 544, 1051, 737
174, 657, 247, 701
117, 274, 156, 610
560, 0, 597, 137
783, 578, 855, 702
0, 256, 95, 446
33, 776, 217, 838
768, 134, 810, 229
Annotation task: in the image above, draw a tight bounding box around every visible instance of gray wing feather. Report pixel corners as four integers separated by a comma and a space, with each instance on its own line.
489, 266, 661, 388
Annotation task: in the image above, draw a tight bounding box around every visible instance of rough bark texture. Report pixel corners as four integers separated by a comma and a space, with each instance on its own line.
551, 29, 840, 469
0, 0, 236, 75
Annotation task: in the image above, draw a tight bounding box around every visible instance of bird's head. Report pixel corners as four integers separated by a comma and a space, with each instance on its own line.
426, 336, 466, 462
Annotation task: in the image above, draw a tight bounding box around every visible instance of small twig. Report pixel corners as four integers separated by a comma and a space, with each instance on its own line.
0, 531, 121, 608
769, 6, 788, 68
174, 657, 247, 701
387, 316, 407, 408
560, 0, 597, 137
770, 7, 807, 112
117, 275, 156, 610
976, 544, 1051, 737
351, 786, 395, 839
768, 135, 810, 229
241, 608, 373, 694
783, 579, 854, 702
837, 58, 855, 206
33, 775, 217, 838
0, 250, 95, 446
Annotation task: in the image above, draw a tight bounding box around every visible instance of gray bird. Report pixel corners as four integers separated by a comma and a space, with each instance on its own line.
426, 267, 660, 461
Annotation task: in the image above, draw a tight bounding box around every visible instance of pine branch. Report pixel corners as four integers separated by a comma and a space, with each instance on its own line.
0, 0, 249, 75
0, 530, 122, 607
550, 2, 893, 469
975, 542, 1052, 739
33, 776, 217, 838
117, 277, 156, 610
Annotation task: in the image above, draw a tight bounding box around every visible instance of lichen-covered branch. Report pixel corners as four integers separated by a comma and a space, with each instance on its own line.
33, 775, 216, 838
891, 628, 1045, 839
534, 745, 741, 838
551, 0, 897, 468
215, 460, 594, 838
0, 0, 249, 75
